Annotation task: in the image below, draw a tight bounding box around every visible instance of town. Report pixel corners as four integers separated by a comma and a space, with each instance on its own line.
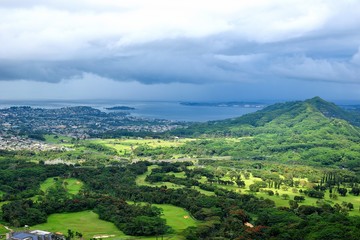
0, 106, 184, 142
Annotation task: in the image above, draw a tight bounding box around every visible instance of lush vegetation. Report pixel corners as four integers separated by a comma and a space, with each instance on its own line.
0, 159, 359, 239
1, 97, 360, 239
31, 210, 126, 239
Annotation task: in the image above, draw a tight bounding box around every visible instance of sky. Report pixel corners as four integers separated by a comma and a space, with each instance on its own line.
0, 0, 360, 101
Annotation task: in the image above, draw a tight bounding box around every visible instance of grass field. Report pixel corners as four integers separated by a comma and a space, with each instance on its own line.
44, 135, 73, 145
40, 178, 83, 195
136, 166, 215, 196
128, 202, 199, 233
31, 205, 198, 240
31, 211, 126, 239
156, 204, 198, 232
90, 138, 194, 156
31, 169, 200, 240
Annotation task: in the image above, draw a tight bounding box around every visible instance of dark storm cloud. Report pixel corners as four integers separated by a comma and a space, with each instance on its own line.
1, 36, 359, 85
0, 37, 264, 84
0, 60, 79, 82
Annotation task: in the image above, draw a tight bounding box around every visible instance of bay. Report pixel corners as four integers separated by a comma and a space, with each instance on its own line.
0, 100, 262, 122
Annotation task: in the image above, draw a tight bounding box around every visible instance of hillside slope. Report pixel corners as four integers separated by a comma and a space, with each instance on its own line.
173, 97, 360, 137
172, 97, 360, 169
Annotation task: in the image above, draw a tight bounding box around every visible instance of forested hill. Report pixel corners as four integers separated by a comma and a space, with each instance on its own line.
172, 96, 360, 137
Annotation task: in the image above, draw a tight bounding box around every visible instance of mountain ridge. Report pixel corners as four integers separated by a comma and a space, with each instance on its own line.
170, 97, 360, 169
172, 97, 360, 137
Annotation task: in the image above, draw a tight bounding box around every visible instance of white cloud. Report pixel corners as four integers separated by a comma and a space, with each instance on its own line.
214, 54, 266, 64
1, 0, 358, 60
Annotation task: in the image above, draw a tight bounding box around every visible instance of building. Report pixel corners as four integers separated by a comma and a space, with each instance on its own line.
6, 230, 65, 240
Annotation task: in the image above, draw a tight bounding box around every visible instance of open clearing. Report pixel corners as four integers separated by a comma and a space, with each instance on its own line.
31, 205, 198, 240
128, 202, 199, 233
90, 138, 194, 156
154, 203, 199, 232
31, 211, 126, 240
40, 178, 83, 195
136, 165, 215, 196
44, 134, 74, 146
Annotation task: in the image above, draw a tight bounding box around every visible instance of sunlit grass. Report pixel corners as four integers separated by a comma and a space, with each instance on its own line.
40, 177, 83, 195
127, 201, 199, 233
90, 138, 194, 156
136, 166, 215, 196
31, 211, 126, 240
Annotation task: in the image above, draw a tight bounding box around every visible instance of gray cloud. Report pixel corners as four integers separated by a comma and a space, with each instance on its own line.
1, 0, 360, 100
270, 55, 360, 84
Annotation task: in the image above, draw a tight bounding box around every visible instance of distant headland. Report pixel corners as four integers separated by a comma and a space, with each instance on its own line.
180, 102, 265, 108
105, 106, 136, 110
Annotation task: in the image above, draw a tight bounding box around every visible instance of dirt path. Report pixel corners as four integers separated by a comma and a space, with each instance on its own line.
4, 226, 13, 231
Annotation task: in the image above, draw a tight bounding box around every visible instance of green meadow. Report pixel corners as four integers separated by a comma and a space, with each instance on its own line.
31, 211, 126, 240
156, 204, 199, 232
135, 166, 215, 196
40, 178, 83, 195
127, 202, 199, 233
89, 138, 194, 156
31, 204, 198, 240
44, 135, 74, 145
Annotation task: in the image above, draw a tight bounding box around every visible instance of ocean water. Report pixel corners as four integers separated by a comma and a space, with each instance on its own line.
0, 100, 262, 122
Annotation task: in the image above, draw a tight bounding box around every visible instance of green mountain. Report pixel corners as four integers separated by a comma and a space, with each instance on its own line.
174, 97, 360, 136
173, 97, 360, 169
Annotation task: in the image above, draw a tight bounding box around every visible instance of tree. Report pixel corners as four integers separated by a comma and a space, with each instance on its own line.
236, 180, 246, 188
249, 182, 267, 192
338, 188, 347, 197
307, 189, 324, 199
66, 229, 74, 240
75, 231, 83, 239
330, 193, 338, 200
289, 200, 299, 210
350, 187, 360, 196
123, 216, 169, 236
294, 196, 305, 202
230, 209, 250, 223
228, 170, 239, 181
346, 202, 354, 211
1, 200, 47, 227
281, 194, 289, 200
267, 190, 274, 196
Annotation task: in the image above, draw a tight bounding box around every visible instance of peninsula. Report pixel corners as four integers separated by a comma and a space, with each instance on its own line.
105, 106, 136, 110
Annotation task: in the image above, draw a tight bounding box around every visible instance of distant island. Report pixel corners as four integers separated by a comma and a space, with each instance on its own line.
180, 102, 265, 108
105, 106, 136, 110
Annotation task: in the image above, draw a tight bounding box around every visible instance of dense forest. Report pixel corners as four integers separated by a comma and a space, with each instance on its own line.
0, 160, 360, 239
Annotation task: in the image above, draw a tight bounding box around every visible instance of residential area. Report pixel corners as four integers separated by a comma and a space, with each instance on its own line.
0, 106, 183, 141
